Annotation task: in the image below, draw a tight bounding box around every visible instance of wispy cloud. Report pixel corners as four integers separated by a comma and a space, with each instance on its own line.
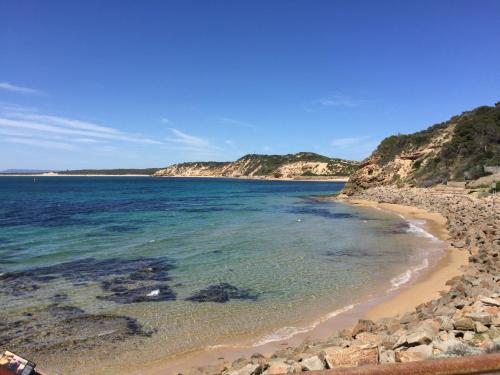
164, 128, 224, 159
0, 115, 161, 145
0, 109, 162, 151
318, 95, 363, 108
161, 118, 170, 124
3, 137, 77, 151
0, 82, 44, 96
218, 117, 256, 129
331, 136, 369, 147
305, 94, 366, 112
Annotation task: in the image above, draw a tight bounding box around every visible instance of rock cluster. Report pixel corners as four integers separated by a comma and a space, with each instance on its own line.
181, 187, 499, 375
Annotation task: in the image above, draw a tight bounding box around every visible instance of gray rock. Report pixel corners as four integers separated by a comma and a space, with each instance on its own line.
475, 321, 489, 333
378, 348, 396, 363
300, 356, 324, 371
406, 331, 433, 346
351, 319, 375, 337
466, 312, 492, 325
227, 364, 261, 375
396, 344, 433, 362
453, 318, 475, 331
481, 296, 500, 307
463, 331, 475, 341
434, 338, 463, 352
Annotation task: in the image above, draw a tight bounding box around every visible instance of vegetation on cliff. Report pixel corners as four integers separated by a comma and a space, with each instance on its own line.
154, 152, 359, 178
344, 103, 500, 193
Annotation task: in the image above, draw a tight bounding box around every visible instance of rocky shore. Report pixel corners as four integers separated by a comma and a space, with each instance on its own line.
183, 186, 499, 375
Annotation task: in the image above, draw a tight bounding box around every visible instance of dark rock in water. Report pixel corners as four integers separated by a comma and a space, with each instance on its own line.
324, 249, 376, 258
289, 206, 356, 220
0, 256, 176, 298
96, 262, 177, 304
104, 224, 140, 233
377, 222, 410, 235
0, 271, 39, 296
98, 284, 176, 304
0, 304, 151, 356
186, 283, 258, 303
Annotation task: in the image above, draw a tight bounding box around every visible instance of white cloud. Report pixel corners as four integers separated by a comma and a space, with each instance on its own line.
0, 82, 44, 96
3, 137, 77, 151
318, 95, 362, 107
331, 136, 368, 147
161, 118, 170, 124
219, 117, 256, 129
8, 113, 121, 134
0, 115, 161, 145
165, 128, 214, 149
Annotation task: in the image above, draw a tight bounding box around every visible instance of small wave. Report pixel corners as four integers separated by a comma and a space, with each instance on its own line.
388, 258, 429, 291
390, 270, 411, 290
413, 258, 429, 272
252, 304, 355, 346
406, 222, 436, 240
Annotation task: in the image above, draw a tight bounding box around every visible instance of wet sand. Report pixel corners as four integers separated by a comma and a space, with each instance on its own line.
344, 199, 469, 321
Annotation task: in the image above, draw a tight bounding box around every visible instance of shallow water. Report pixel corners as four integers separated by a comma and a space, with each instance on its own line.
0, 177, 444, 374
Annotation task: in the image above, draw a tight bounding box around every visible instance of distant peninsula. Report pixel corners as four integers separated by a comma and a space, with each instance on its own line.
1, 152, 359, 181
153, 152, 359, 180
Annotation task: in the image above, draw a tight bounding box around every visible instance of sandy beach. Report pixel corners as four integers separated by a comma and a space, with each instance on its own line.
343, 199, 469, 321
115, 196, 469, 375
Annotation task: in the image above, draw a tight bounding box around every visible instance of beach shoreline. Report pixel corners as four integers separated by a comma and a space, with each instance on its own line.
341, 198, 469, 321
114, 194, 468, 375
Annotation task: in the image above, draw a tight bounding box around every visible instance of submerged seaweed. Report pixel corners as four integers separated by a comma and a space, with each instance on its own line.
186, 282, 258, 303
0, 257, 177, 305
0, 303, 151, 355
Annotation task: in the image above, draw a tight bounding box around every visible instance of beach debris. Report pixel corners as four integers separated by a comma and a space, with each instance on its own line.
186, 283, 258, 303
147, 289, 160, 297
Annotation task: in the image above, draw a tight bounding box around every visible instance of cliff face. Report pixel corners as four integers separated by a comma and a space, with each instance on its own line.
343, 103, 500, 195
154, 152, 359, 178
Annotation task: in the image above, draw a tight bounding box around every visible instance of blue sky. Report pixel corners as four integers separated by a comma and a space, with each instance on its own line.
1, 0, 499, 170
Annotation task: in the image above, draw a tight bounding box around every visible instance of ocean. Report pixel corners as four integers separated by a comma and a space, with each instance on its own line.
0, 177, 444, 374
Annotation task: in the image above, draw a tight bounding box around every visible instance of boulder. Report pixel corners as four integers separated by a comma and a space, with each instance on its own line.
436, 316, 454, 331
480, 296, 500, 307
466, 312, 492, 325
406, 323, 436, 346
300, 356, 324, 371
378, 348, 396, 363
320, 345, 378, 368
227, 364, 262, 375
475, 322, 489, 333
463, 331, 475, 341
351, 319, 375, 337
354, 332, 383, 346
396, 344, 433, 362
453, 318, 475, 331
434, 338, 463, 352
265, 361, 299, 374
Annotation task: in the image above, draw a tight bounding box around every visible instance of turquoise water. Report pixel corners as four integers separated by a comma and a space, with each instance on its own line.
0, 177, 443, 374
